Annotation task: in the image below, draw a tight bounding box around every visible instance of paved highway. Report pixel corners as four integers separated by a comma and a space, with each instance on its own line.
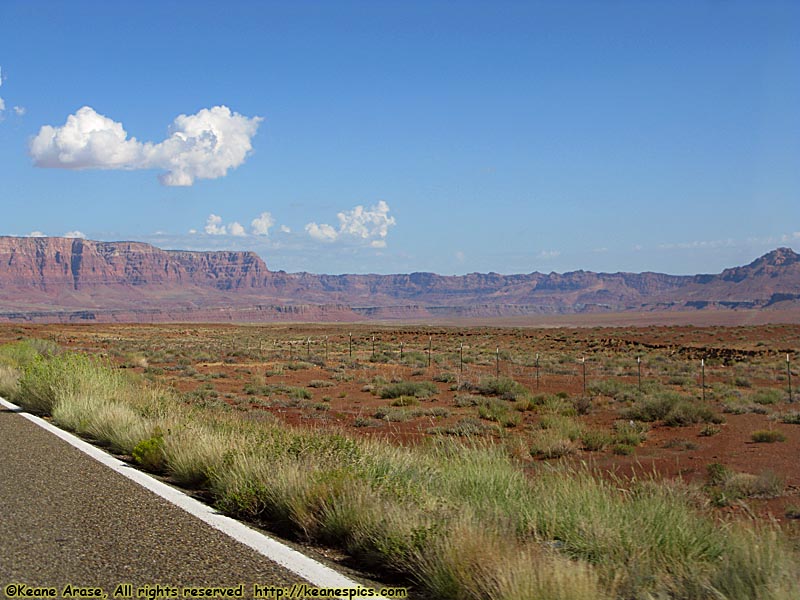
0, 405, 350, 598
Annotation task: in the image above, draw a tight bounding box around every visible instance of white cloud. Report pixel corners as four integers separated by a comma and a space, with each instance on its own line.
229, 222, 246, 237
305, 201, 396, 246
188, 228, 198, 234
339, 201, 395, 241
280, 225, 291, 234
29, 105, 262, 186
204, 214, 227, 235
27, 231, 46, 237
251, 212, 275, 236
305, 222, 338, 242
63, 230, 86, 239
537, 250, 561, 259
658, 239, 735, 250
201, 214, 249, 237
0, 67, 24, 119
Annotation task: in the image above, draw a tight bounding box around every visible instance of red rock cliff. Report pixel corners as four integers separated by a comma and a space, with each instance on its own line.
0, 237, 797, 322
0, 237, 269, 291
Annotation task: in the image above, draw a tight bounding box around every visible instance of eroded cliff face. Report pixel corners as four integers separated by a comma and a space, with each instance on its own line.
0, 237, 269, 291
0, 237, 797, 323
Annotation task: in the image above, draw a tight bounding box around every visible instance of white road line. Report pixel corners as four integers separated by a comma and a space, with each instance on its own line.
0, 396, 361, 593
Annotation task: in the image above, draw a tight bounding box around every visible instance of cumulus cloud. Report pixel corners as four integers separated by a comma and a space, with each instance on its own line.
200, 214, 248, 237
279, 225, 291, 234
27, 231, 46, 237
305, 201, 395, 247
229, 222, 246, 237
251, 212, 275, 236
29, 105, 262, 186
63, 230, 86, 239
204, 214, 228, 235
305, 222, 338, 242
13, 106, 25, 116
0, 98, 4, 112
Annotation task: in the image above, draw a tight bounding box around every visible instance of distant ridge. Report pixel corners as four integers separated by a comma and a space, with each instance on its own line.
0, 236, 798, 323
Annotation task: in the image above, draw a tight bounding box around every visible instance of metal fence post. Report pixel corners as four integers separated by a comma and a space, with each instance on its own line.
637, 356, 642, 394
701, 358, 705, 403
788, 354, 793, 402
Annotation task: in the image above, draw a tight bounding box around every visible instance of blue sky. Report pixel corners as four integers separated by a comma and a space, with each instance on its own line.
0, 1, 798, 275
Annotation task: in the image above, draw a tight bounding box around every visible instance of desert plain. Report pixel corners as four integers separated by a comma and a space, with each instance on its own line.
3, 317, 798, 525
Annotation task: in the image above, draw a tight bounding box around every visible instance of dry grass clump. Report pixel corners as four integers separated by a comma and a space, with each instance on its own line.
529, 430, 577, 459
406, 516, 608, 600
0, 363, 21, 398
705, 463, 785, 507
161, 422, 242, 487
53, 395, 156, 455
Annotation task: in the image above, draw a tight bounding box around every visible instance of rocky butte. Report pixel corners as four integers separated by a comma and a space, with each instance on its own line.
0, 236, 798, 323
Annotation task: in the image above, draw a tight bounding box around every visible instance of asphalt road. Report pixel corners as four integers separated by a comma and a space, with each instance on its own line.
0, 406, 308, 597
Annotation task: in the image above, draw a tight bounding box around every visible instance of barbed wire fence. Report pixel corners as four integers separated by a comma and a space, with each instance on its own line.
244, 333, 796, 402
44, 327, 797, 402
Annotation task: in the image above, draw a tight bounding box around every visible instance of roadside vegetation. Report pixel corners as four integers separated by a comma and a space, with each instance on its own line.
1, 338, 798, 600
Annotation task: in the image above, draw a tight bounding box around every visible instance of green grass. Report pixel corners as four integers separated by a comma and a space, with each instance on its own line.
6, 342, 800, 600
428, 418, 493, 437
622, 391, 723, 426
750, 429, 786, 443
612, 420, 649, 446
374, 407, 413, 422
748, 388, 784, 405
0, 363, 20, 398
379, 381, 438, 399
587, 379, 643, 403
0, 338, 58, 370
538, 414, 583, 441
308, 379, 335, 388
244, 383, 312, 399
778, 411, 800, 424
454, 393, 483, 408
580, 429, 613, 451
529, 430, 576, 458
476, 398, 521, 427
722, 397, 768, 415
471, 376, 529, 400
390, 395, 419, 407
